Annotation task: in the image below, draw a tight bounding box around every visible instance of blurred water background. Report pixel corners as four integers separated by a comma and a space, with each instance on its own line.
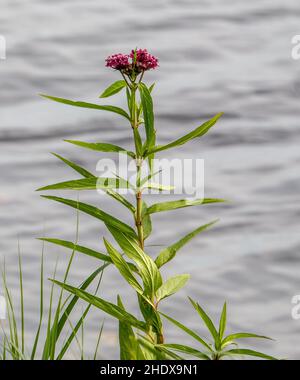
1, 0, 300, 359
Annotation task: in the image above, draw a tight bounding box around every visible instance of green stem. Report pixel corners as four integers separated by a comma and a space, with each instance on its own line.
127, 77, 164, 347
128, 83, 145, 250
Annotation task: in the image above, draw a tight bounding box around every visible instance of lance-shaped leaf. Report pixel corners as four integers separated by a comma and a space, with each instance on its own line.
104, 239, 143, 295
51, 153, 95, 178
160, 312, 213, 352
145, 112, 223, 156
137, 336, 165, 360
38, 238, 111, 262
222, 332, 273, 348
41, 196, 138, 239
107, 226, 162, 297
138, 83, 155, 150
223, 348, 277, 360
106, 189, 135, 213
156, 344, 210, 360
142, 182, 175, 192
133, 128, 143, 157
64, 140, 135, 158
219, 302, 227, 340
51, 153, 135, 213
99, 80, 126, 98
156, 274, 190, 302
189, 297, 221, 350
117, 296, 141, 360
37, 177, 132, 191
38, 237, 137, 272
139, 83, 156, 173
148, 198, 225, 215
155, 220, 218, 268
40, 94, 130, 120
141, 201, 152, 240
51, 279, 147, 331
153, 345, 185, 360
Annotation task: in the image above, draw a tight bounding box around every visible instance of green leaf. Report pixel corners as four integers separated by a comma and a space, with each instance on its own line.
138, 83, 155, 149
219, 302, 227, 340
139, 83, 156, 172
38, 238, 111, 262
140, 169, 162, 188
39, 237, 137, 271
188, 298, 221, 350
40, 94, 130, 120
223, 348, 277, 360
56, 265, 107, 340
148, 198, 225, 215
64, 140, 135, 158
148, 83, 155, 93
56, 265, 106, 360
107, 226, 162, 297
142, 182, 175, 192
51, 153, 135, 213
105, 189, 135, 213
37, 177, 132, 191
133, 128, 143, 158
141, 201, 152, 240
222, 332, 273, 347
104, 239, 143, 295
156, 344, 210, 360
99, 80, 126, 98
145, 113, 223, 156
160, 312, 213, 352
137, 336, 165, 360
41, 196, 138, 239
117, 295, 139, 360
154, 346, 185, 360
51, 153, 95, 178
156, 274, 190, 302
51, 279, 147, 331
155, 220, 218, 268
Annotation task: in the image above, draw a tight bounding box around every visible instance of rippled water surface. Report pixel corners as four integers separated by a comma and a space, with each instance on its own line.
1, 0, 300, 359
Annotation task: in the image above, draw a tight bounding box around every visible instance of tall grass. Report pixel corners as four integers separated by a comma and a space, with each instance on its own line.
0, 245, 106, 360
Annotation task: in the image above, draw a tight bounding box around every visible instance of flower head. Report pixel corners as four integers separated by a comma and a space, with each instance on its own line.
105, 49, 159, 78
105, 53, 130, 70
130, 49, 159, 72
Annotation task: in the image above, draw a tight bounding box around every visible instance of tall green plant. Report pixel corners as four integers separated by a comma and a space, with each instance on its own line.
38, 49, 275, 360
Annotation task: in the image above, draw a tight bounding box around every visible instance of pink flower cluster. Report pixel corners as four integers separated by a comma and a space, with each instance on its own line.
105, 53, 130, 70
130, 49, 159, 71
105, 49, 159, 75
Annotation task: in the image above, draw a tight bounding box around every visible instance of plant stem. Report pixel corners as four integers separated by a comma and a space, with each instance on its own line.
129, 83, 145, 250
128, 78, 164, 346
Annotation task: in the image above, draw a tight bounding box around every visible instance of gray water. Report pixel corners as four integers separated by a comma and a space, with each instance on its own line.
1, 0, 300, 359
